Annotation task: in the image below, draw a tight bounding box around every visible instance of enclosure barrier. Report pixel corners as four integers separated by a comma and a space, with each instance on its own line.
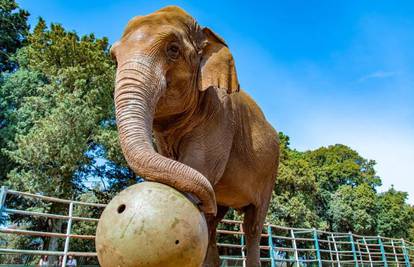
0, 186, 413, 267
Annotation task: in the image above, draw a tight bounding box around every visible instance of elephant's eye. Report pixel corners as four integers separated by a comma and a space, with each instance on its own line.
166, 42, 180, 60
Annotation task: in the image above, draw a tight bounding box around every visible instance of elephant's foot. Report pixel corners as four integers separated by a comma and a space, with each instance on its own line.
202, 234, 221, 267
246, 258, 261, 267
202, 255, 220, 267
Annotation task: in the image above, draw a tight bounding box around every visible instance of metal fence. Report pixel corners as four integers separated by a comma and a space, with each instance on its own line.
216, 220, 414, 267
0, 186, 413, 267
0, 186, 104, 266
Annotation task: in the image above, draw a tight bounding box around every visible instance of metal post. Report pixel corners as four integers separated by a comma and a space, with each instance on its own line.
356, 239, 363, 265
240, 223, 246, 267
0, 186, 7, 222
327, 235, 335, 267
378, 236, 388, 267
0, 186, 7, 209
291, 229, 299, 266
401, 239, 411, 267
390, 239, 399, 266
362, 237, 373, 267
62, 202, 73, 267
267, 225, 275, 267
349, 232, 359, 267
313, 228, 322, 267
331, 234, 341, 267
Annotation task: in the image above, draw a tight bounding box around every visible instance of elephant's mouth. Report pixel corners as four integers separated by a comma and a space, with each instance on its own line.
114, 56, 217, 215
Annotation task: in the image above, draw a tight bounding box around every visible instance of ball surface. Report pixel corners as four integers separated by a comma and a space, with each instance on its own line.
96, 182, 208, 267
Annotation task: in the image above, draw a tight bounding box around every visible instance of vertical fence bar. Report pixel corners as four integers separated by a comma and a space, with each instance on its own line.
327, 235, 335, 267
0, 186, 7, 223
356, 239, 363, 266
401, 239, 411, 267
0, 186, 7, 209
331, 234, 341, 267
349, 232, 359, 267
363, 237, 373, 267
267, 225, 275, 267
378, 236, 388, 267
390, 239, 399, 266
62, 202, 74, 267
313, 228, 322, 267
240, 223, 246, 267
291, 229, 299, 266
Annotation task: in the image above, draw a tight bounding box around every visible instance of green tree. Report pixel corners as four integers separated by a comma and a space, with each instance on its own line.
327, 183, 378, 234
267, 133, 326, 229
0, 70, 46, 181
0, 0, 29, 72
4, 19, 117, 195
307, 144, 381, 191
408, 219, 414, 242
306, 144, 381, 228
0, 0, 30, 181
0, 18, 133, 260
376, 187, 414, 239
267, 136, 393, 235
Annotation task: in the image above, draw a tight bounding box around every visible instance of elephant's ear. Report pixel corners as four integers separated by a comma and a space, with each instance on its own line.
199, 27, 240, 94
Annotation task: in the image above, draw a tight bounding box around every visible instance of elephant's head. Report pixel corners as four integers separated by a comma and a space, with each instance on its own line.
111, 6, 239, 215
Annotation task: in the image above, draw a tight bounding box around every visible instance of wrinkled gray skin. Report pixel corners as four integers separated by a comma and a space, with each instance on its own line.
111, 6, 280, 267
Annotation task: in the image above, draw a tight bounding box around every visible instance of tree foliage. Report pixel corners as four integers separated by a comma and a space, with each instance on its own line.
0, 0, 29, 72
267, 133, 414, 241
2, 17, 132, 197
0, 5, 133, 262
376, 188, 414, 239
328, 183, 377, 234
0, 0, 30, 180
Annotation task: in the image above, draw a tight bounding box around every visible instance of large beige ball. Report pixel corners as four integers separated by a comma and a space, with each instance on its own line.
95, 182, 208, 267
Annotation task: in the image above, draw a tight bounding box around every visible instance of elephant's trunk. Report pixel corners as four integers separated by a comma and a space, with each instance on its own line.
114, 56, 217, 215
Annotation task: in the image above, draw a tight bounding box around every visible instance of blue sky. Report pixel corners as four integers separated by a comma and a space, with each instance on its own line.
17, 0, 414, 203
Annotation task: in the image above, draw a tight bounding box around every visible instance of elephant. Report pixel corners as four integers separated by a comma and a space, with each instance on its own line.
111, 6, 280, 267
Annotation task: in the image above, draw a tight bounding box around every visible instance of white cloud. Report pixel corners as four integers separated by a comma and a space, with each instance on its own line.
358, 70, 399, 82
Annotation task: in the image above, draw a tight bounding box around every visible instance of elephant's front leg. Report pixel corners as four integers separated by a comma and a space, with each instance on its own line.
203, 206, 229, 267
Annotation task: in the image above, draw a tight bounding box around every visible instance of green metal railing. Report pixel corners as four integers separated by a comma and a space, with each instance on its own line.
1, 186, 413, 266
217, 222, 414, 266
0, 186, 104, 266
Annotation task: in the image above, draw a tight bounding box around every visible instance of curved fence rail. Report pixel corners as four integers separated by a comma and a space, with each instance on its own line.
0, 186, 413, 267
